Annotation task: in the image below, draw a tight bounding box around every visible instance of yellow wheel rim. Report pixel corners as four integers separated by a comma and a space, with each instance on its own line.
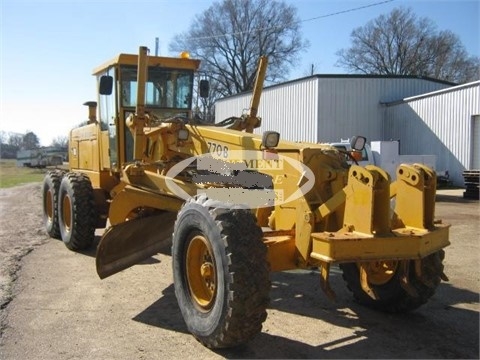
62, 194, 72, 233
186, 234, 216, 311
46, 189, 54, 221
359, 260, 398, 285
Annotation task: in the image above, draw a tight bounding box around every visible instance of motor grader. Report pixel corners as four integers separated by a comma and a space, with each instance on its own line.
42, 46, 450, 349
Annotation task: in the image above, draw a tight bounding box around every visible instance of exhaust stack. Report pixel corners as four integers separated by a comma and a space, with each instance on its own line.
83, 101, 97, 124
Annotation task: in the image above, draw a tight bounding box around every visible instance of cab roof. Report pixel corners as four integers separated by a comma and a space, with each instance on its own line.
92, 53, 201, 75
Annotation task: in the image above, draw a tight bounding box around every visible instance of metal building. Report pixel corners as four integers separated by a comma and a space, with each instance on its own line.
215, 75, 479, 186
384, 81, 480, 186
215, 75, 452, 143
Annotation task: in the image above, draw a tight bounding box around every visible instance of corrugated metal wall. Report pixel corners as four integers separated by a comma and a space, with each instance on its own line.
384, 81, 480, 185
215, 77, 319, 142
215, 75, 450, 144
316, 77, 449, 143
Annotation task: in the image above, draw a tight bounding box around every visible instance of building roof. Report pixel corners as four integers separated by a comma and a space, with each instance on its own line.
217, 73, 457, 102
382, 80, 480, 106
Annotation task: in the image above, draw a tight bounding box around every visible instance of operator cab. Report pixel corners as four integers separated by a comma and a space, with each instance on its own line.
92, 52, 201, 169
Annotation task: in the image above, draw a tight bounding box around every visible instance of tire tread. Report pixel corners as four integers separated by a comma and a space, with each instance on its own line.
173, 195, 270, 348
59, 172, 96, 250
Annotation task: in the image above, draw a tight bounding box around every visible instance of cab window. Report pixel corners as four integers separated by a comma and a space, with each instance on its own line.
120, 66, 193, 109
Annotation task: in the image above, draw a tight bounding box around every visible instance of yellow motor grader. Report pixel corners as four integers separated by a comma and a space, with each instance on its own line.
42, 46, 450, 349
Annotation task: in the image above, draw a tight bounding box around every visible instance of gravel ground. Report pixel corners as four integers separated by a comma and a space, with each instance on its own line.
0, 183, 478, 359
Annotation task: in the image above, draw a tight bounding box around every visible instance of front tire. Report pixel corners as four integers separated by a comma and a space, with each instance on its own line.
58, 172, 96, 250
340, 250, 446, 312
42, 169, 65, 239
172, 195, 270, 348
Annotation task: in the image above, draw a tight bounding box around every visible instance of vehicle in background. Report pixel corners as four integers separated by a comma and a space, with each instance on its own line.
330, 139, 436, 180
328, 138, 373, 167
16, 147, 66, 168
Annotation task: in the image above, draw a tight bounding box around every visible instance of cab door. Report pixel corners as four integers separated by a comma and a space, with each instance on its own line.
98, 67, 119, 170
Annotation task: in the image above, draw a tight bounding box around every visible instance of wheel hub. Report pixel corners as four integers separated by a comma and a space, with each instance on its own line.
201, 262, 214, 278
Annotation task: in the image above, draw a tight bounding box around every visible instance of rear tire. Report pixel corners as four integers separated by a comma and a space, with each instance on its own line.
42, 169, 65, 239
340, 250, 445, 312
58, 172, 96, 250
172, 195, 270, 348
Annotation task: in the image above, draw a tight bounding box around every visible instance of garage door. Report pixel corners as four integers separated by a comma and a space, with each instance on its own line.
473, 115, 480, 169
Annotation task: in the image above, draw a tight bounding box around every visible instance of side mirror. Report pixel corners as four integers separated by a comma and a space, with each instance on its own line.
199, 79, 209, 98
99, 75, 113, 95
350, 136, 366, 151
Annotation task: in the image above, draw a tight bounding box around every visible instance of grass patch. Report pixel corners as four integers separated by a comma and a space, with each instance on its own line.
0, 160, 67, 188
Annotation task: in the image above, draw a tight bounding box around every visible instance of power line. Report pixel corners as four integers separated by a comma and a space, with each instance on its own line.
185, 0, 395, 41
299, 0, 394, 24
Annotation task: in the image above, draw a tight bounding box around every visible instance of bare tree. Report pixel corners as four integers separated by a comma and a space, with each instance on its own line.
8, 134, 23, 148
22, 132, 40, 150
169, 0, 309, 105
336, 7, 480, 83
50, 136, 68, 148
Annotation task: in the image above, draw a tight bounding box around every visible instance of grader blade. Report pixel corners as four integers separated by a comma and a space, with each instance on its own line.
96, 212, 177, 279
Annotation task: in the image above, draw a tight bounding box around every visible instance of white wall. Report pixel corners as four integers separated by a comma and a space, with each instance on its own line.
215, 75, 451, 145
215, 77, 319, 142
316, 77, 449, 143
384, 81, 480, 186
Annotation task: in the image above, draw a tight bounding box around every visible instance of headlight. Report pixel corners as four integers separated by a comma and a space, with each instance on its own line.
178, 129, 189, 140
262, 131, 280, 149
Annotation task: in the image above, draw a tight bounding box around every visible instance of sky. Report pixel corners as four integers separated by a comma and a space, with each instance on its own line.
1, 0, 479, 146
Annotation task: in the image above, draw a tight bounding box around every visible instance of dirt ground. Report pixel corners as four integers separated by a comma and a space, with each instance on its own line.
0, 183, 478, 359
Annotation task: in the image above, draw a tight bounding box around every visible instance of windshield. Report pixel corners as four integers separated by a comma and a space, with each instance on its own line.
120, 66, 194, 110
